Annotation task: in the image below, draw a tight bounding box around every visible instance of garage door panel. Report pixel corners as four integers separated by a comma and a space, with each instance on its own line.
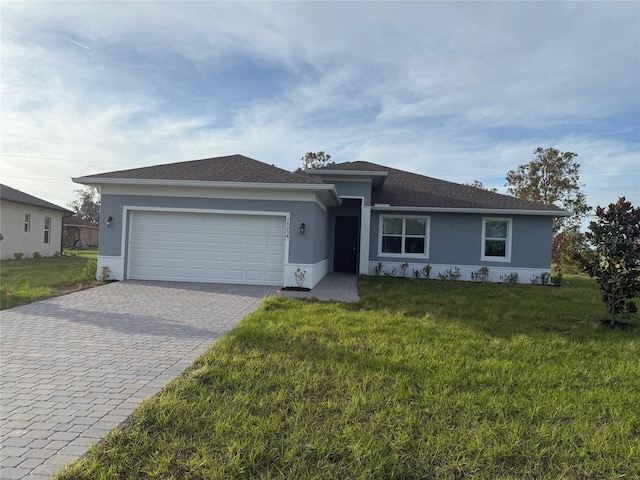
129, 211, 285, 285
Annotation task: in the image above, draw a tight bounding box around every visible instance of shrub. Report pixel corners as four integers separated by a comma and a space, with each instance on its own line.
382, 267, 397, 277
551, 272, 563, 287
421, 264, 432, 279
412, 268, 421, 279
437, 267, 461, 281
294, 268, 306, 288
374, 262, 383, 276
32, 251, 42, 258
399, 262, 409, 277
500, 272, 519, 284
100, 265, 111, 282
13, 252, 24, 260
584, 197, 640, 326
471, 266, 490, 282
82, 259, 98, 282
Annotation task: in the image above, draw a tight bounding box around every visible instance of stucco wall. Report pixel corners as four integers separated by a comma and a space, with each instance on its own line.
0, 201, 65, 259
99, 194, 326, 265
369, 211, 553, 269
331, 181, 372, 205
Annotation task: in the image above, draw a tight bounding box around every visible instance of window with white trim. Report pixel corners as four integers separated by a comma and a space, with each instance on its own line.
380, 216, 429, 257
24, 214, 31, 232
44, 216, 51, 244
481, 218, 512, 262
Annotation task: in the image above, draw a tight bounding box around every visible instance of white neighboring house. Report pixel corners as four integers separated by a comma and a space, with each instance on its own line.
0, 184, 72, 259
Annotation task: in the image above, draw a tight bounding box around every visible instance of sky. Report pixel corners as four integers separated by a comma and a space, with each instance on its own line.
1, 1, 639, 226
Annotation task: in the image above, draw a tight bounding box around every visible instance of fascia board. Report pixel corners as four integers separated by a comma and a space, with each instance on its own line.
306, 170, 388, 178
371, 205, 571, 217
72, 177, 341, 206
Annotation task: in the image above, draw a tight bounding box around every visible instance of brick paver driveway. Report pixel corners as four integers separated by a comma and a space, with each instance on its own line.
0, 281, 274, 479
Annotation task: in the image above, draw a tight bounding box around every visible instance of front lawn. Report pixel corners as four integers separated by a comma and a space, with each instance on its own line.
0, 252, 100, 309
56, 276, 639, 479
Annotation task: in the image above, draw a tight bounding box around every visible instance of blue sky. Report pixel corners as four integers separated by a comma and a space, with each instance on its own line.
2, 1, 638, 225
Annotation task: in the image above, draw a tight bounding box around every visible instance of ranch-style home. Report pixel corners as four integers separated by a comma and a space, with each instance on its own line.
0, 184, 72, 259
73, 154, 569, 287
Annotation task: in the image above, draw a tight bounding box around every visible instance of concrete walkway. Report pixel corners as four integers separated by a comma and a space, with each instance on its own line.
0, 275, 358, 479
279, 273, 360, 302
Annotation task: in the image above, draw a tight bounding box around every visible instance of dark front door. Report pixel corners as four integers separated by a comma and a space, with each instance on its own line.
333, 216, 359, 273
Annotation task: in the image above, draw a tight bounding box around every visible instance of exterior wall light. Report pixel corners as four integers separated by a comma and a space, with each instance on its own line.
299, 223, 306, 235
106, 216, 113, 228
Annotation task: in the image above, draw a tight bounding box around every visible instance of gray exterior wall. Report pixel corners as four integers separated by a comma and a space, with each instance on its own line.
99, 194, 327, 265
331, 181, 372, 205
370, 211, 553, 269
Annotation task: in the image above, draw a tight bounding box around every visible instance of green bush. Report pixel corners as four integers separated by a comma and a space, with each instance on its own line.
13, 252, 24, 260
82, 258, 98, 282
32, 251, 42, 258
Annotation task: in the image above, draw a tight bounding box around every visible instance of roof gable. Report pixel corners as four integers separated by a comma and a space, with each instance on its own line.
0, 184, 71, 213
79, 154, 320, 185
322, 161, 566, 213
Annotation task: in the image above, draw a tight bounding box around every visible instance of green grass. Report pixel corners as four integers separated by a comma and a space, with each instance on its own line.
1, 251, 99, 309
56, 276, 639, 479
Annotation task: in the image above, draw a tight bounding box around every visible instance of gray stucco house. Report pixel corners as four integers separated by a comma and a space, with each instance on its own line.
73, 154, 568, 287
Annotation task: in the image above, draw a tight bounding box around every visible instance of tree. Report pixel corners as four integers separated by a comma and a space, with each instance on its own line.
68, 187, 100, 223
506, 147, 590, 234
294, 151, 334, 173
552, 226, 587, 273
464, 180, 498, 193
583, 197, 640, 327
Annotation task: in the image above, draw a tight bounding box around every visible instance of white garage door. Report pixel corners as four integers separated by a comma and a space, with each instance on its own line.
128, 211, 286, 285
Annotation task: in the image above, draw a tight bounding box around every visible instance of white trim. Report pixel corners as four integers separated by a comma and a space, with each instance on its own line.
360, 206, 371, 274
75, 177, 335, 191
284, 259, 328, 289
122, 207, 291, 281
306, 170, 388, 178
366, 261, 551, 284
372, 205, 570, 217
43, 216, 52, 244
99, 184, 332, 212
481, 217, 512, 263
97, 255, 125, 281
378, 214, 430, 259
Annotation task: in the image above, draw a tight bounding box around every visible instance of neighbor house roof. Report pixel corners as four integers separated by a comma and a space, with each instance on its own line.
76, 154, 321, 185
63, 215, 99, 229
0, 184, 71, 213
314, 161, 568, 213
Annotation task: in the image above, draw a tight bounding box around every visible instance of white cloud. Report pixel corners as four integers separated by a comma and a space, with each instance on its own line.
1, 1, 638, 214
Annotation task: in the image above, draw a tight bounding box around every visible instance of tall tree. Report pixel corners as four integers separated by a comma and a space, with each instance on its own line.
295, 151, 334, 173
464, 180, 498, 193
68, 187, 100, 223
506, 147, 590, 234
583, 197, 640, 326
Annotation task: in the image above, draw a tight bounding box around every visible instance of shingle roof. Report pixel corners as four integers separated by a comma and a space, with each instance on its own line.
63, 215, 99, 228
320, 161, 565, 212
0, 184, 71, 213
80, 154, 320, 184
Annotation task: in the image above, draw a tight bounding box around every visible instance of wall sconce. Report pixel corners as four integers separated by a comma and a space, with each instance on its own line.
299, 223, 306, 235
106, 216, 113, 228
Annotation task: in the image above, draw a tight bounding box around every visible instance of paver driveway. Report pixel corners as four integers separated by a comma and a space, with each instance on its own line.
0, 281, 274, 479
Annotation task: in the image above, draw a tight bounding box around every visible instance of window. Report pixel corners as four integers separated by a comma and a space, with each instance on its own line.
482, 218, 512, 262
24, 214, 31, 232
44, 217, 51, 244
380, 216, 429, 256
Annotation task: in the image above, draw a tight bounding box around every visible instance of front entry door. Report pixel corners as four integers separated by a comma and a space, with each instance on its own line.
333, 216, 359, 273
